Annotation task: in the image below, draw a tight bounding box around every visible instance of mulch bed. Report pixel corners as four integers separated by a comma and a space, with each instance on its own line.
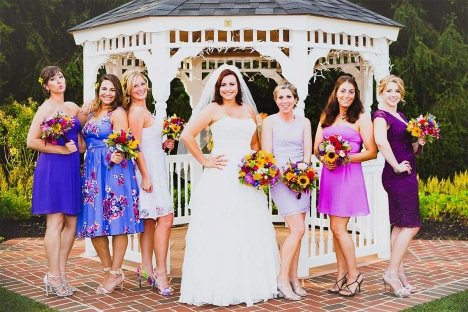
1, 216, 467, 242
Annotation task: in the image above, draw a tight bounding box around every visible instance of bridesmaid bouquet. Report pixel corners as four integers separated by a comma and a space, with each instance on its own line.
39, 111, 74, 145
406, 113, 440, 143
282, 160, 318, 199
238, 150, 280, 190
162, 114, 186, 153
104, 129, 140, 169
317, 134, 351, 166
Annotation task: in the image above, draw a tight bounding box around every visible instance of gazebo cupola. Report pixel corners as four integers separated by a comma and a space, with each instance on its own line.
69, 0, 403, 118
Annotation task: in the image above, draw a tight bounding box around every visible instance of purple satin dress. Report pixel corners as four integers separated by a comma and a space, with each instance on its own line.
373, 110, 421, 228
31, 114, 81, 216
317, 126, 370, 217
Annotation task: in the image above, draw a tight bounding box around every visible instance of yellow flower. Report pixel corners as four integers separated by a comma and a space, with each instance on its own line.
269, 169, 277, 177
171, 124, 181, 132
286, 172, 295, 181
129, 140, 139, 149
52, 123, 62, 132
256, 159, 266, 168
245, 154, 251, 161
38, 77, 44, 85
324, 151, 338, 163
108, 133, 117, 140
298, 175, 310, 187
253, 173, 263, 180
240, 171, 246, 177
259, 112, 268, 120
411, 127, 422, 137
95, 82, 100, 90
9, 147, 18, 156
120, 80, 125, 88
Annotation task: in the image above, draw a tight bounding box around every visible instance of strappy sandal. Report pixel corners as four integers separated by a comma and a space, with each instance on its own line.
327, 272, 348, 294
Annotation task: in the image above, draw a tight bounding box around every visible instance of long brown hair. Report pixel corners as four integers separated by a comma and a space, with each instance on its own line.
213, 69, 243, 105
321, 76, 363, 128
92, 74, 126, 113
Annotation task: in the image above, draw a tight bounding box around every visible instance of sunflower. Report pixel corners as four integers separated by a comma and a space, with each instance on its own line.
108, 133, 117, 140
52, 123, 62, 132
411, 127, 422, 137
324, 151, 338, 163
128, 139, 139, 149
298, 175, 310, 188
286, 172, 295, 181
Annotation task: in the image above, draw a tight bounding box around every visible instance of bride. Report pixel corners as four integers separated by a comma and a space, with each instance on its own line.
178, 65, 280, 307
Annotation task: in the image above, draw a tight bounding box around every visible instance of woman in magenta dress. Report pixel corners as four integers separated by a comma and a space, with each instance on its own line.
373, 75, 426, 298
27, 66, 87, 297
314, 76, 377, 297
262, 82, 312, 300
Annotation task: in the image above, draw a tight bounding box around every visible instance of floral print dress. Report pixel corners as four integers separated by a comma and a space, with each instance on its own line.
76, 108, 143, 238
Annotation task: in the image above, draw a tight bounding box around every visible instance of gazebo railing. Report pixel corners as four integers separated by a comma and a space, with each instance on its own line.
84, 154, 390, 276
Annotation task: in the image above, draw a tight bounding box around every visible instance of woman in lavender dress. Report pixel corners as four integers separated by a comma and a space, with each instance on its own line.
261, 82, 312, 301
314, 76, 377, 297
77, 74, 143, 294
373, 75, 426, 298
27, 66, 86, 297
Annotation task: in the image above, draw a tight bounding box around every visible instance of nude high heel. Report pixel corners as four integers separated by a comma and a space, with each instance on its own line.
399, 273, 417, 293
96, 268, 125, 294
277, 281, 302, 301
290, 281, 307, 297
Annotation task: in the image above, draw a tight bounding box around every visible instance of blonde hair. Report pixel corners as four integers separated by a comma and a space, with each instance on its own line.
377, 75, 406, 101
122, 69, 149, 105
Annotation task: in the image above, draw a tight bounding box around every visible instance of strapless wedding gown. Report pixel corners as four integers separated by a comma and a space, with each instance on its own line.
179, 117, 280, 307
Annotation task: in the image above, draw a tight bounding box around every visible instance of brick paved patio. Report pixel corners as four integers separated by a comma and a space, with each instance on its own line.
0, 228, 467, 312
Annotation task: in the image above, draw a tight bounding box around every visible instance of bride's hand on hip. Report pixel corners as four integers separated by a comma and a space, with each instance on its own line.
204, 154, 227, 170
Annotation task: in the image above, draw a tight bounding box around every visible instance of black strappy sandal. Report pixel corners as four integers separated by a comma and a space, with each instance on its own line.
339, 272, 363, 297
327, 272, 348, 294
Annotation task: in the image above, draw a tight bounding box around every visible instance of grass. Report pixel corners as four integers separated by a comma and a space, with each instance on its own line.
403, 290, 468, 311
0, 287, 58, 312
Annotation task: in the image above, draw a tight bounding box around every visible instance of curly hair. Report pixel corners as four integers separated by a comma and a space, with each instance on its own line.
212, 69, 243, 105
377, 75, 406, 101
321, 76, 363, 128
92, 74, 125, 113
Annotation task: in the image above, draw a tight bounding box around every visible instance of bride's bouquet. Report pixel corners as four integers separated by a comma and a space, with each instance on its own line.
104, 129, 140, 169
406, 113, 440, 143
282, 160, 318, 199
317, 134, 351, 166
40, 111, 74, 145
238, 150, 280, 190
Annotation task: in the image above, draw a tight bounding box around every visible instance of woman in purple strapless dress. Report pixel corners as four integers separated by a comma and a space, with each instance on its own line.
314, 76, 377, 297
262, 82, 312, 301
27, 66, 87, 297
373, 75, 426, 298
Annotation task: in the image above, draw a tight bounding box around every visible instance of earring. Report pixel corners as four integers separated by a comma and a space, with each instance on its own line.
46, 89, 50, 95
126, 97, 130, 106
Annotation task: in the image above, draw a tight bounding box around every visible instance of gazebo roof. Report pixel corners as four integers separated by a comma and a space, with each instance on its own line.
69, 0, 403, 32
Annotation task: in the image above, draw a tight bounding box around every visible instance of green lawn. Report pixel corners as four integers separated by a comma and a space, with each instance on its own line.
0, 287, 58, 312
403, 290, 468, 312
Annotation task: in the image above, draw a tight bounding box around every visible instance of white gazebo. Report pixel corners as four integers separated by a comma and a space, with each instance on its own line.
69, 0, 403, 277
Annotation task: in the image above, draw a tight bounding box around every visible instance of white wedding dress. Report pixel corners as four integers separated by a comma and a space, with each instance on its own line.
179, 117, 280, 307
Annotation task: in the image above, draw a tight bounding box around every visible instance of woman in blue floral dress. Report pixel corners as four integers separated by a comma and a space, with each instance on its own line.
76, 74, 143, 294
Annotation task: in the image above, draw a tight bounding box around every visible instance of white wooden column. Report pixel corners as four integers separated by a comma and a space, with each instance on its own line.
82, 42, 108, 102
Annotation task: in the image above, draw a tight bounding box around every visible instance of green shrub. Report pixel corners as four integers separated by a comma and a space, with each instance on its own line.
0, 165, 32, 221
419, 171, 468, 221
173, 183, 191, 216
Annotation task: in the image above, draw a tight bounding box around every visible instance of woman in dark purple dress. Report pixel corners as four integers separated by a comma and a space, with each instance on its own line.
27, 66, 87, 297
373, 75, 426, 298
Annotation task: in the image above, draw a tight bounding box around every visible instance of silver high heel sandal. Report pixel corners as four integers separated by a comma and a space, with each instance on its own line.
382, 271, 411, 298
399, 273, 417, 293
277, 281, 302, 301
61, 272, 77, 293
290, 281, 307, 297
43, 273, 72, 297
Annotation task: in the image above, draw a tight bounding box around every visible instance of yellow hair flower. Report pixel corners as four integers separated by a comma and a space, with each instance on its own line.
120, 80, 125, 88
38, 77, 44, 85
95, 82, 100, 90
